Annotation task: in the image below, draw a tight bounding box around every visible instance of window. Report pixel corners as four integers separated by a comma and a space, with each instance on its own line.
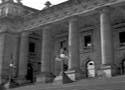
29, 42, 35, 53
59, 40, 68, 54
60, 40, 67, 49
119, 31, 125, 46
84, 35, 92, 48
60, 40, 65, 49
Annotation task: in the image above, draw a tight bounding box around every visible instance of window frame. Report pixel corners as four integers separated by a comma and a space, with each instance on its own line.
119, 31, 125, 47
81, 29, 93, 51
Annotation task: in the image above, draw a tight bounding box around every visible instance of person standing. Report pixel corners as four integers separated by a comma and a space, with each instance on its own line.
26, 63, 34, 83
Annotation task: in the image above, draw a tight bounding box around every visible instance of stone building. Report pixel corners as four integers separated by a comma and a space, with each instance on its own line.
0, 0, 125, 84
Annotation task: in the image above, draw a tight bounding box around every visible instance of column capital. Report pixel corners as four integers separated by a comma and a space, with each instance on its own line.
20, 31, 31, 36
97, 6, 113, 14
69, 16, 79, 23
42, 26, 55, 38
101, 7, 110, 14
43, 26, 51, 30
43, 25, 54, 31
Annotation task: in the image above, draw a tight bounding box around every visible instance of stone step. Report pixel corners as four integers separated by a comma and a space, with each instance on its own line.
9, 75, 125, 90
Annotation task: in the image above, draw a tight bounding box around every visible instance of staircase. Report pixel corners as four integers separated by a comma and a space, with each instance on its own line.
9, 75, 125, 90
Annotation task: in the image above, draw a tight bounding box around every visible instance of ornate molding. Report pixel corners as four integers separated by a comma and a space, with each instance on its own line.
22, 0, 120, 31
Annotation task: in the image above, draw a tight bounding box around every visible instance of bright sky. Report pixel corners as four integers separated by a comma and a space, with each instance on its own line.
22, 0, 67, 10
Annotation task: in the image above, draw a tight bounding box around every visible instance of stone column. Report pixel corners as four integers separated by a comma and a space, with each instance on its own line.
0, 34, 6, 84
100, 8, 114, 65
100, 7, 115, 77
18, 32, 29, 79
41, 28, 52, 73
68, 18, 80, 70
66, 17, 81, 81
37, 27, 55, 83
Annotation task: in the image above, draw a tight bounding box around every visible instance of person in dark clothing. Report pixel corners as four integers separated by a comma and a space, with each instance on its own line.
26, 63, 34, 83
63, 64, 68, 71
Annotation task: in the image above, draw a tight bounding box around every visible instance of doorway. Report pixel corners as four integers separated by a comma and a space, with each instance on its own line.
86, 61, 95, 77
121, 58, 125, 74
26, 63, 34, 83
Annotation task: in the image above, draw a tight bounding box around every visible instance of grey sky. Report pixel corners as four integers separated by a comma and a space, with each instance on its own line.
22, 0, 67, 10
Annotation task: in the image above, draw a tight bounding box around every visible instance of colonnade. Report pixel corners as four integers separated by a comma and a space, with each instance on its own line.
17, 7, 114, 82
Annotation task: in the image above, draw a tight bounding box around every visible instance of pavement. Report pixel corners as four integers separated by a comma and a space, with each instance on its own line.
9, 75, 125, 90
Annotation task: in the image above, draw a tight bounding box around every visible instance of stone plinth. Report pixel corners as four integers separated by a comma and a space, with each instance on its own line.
36, 72, 55, 83
97, 65, 117, 78
53, 72, 73, 85
65, 69, 83, 81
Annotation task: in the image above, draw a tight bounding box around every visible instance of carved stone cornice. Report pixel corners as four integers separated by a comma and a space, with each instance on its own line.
21, 0, 121, 32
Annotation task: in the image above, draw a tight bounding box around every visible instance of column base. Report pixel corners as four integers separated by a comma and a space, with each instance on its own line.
36, 72, 55, 83
65, 69, 83, 81
97, 64, 117, 78
53, 72, 73, 85
16, 75, 30, 85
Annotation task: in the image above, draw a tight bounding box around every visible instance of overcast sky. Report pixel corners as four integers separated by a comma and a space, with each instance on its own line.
22, 0, 67, 10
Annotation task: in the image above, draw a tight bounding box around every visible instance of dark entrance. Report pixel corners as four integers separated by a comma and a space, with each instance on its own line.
121, 58, 125, 74
26, 63, 34, 83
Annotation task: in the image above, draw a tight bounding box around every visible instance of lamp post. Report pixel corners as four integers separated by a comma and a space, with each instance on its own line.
59, 50, 73, 84
60, 53, 65, 76
8, 63, 16, 88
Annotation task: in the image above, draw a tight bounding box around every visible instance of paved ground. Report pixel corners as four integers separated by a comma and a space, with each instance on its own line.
9, 75, 125, 90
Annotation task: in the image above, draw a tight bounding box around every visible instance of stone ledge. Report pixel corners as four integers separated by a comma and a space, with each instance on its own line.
65, 69, 83, 81
36, 72, 55, 83
97, 64, 117, 78
53, 72, 73, 85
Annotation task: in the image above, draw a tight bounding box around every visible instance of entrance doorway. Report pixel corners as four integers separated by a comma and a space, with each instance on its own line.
26, 63, 34, 83
121, 58, 125, 74
86, 61, 95, 77
26, 35, 41, 83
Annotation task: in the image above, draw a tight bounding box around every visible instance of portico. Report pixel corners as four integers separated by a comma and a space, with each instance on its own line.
17, 6, 116, 83
0, 0, 124, 86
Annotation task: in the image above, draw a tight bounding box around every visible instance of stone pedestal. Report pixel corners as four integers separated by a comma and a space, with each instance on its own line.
36, 72, 55, 83
53, 74, 63, 85
98, 65, 117, 78
65, 69, 83, 81
53, 72, 73, 84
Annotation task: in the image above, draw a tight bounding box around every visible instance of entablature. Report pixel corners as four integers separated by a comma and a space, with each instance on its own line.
22, 0, 124, 32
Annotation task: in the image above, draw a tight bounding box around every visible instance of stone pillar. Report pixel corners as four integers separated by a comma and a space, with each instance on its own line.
68, 18, 80, 70
41, 28, 52, 73
0, 34, 6, 84
65, 17, 81, 81
100, 7, 115, 77
36, 27, 55, 83
18, 32, 29, 80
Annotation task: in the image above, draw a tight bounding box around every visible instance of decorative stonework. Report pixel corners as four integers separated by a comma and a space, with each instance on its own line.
22, 0, 119, 31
